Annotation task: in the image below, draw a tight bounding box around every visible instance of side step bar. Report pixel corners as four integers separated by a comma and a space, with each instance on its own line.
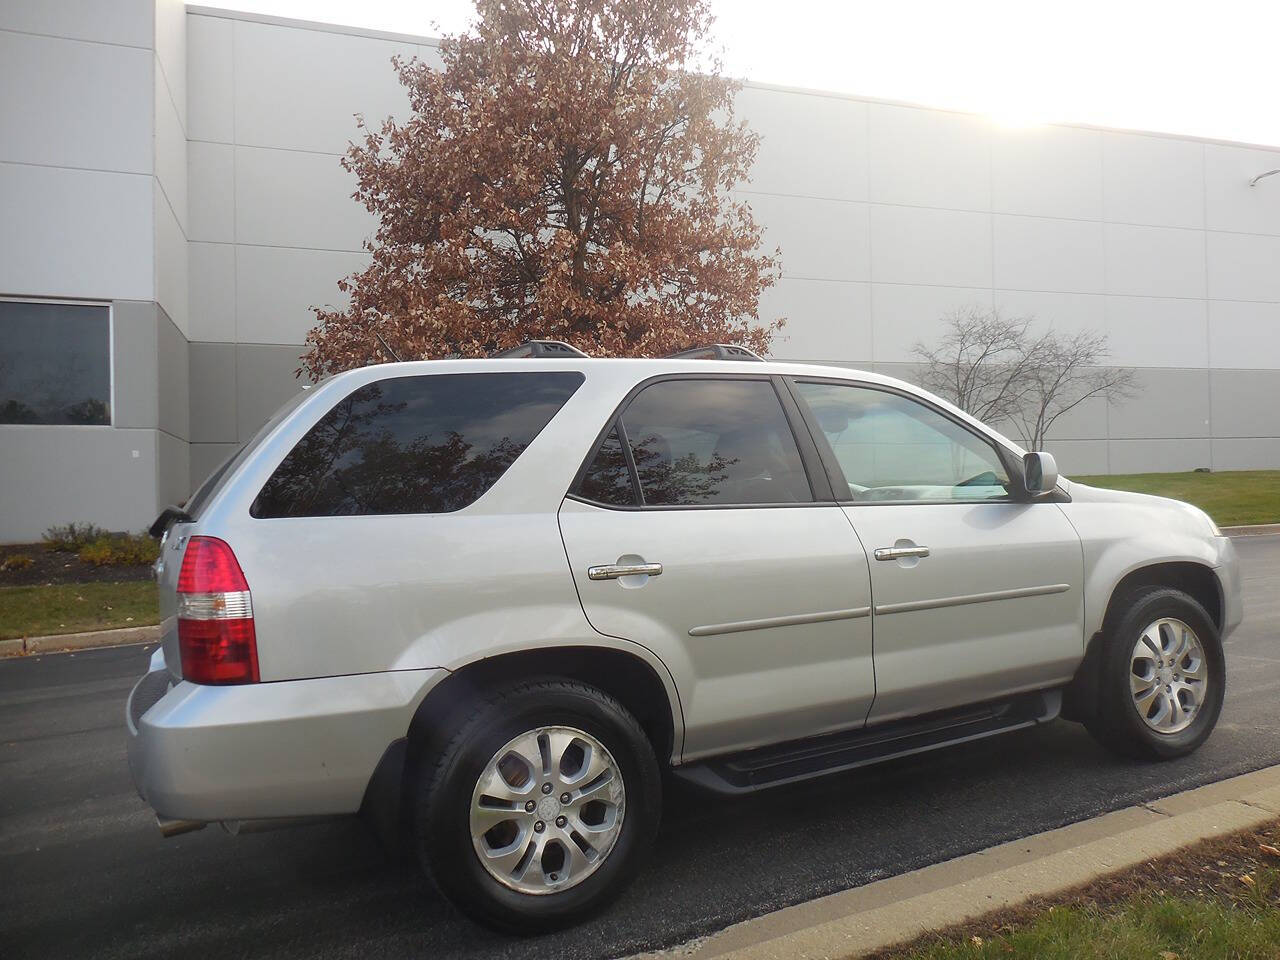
674, 690, 1062, 795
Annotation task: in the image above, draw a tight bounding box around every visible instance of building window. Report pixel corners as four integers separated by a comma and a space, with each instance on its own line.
0, 300, 111, 425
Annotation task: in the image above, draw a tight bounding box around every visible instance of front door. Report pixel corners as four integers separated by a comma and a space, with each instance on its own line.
558, 376, 875, 760
787, 379, 1085, 724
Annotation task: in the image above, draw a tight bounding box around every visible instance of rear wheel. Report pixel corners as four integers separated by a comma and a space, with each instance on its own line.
1086, 587, 1225, 760
413, 679, 661, 932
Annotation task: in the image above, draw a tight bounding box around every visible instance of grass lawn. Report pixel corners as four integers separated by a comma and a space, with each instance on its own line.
0, 581, 158, 640
1073, 470, 1280, 527
880, 821, 1280, 960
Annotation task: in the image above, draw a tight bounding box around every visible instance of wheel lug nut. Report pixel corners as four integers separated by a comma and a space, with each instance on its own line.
560, 793, 571, 804
541, 783, 553, 795
548, 872, 558, 882
524, 800, 536, 813
534, 821, 545, 833
555, 815, 567, 828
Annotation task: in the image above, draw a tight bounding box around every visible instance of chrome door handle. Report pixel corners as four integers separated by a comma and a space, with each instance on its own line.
588, 562, 663, 581
874, 546, 930, 561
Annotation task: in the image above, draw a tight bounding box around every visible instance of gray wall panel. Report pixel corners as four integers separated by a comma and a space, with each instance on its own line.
235, 343, 306, 441
157, 428, 190, 510
111, 300, 158, 429
189, 342, 238, 443
157, 303, 190, 441
1210, 369, 1280, 438
1108, 438, 1212, 474
1212, 438, 1280, 472
1041, 439, 1109, 475
1108, 369, 1210, 440
189, 441, 239, 491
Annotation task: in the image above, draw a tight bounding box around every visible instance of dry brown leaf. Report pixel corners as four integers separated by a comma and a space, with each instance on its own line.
1159, 952, 1179, 960
970, 935, 984, 947
1260, 843, 1280, 858
1240, 874, 1256, 887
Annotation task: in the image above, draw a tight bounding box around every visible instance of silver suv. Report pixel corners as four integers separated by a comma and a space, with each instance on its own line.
127, 348, 1240, 931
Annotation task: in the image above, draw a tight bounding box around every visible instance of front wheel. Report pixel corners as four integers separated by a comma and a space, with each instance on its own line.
413, 679, 661, 932
1085, 586, 1225, 760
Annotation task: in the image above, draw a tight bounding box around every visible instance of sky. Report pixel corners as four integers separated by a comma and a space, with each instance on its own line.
220, 0, 1280, 148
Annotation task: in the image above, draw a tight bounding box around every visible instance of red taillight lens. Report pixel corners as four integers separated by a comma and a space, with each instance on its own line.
176, 537, 259, 685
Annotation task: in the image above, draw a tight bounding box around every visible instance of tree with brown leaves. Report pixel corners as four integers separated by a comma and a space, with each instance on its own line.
301, 0, 781, 378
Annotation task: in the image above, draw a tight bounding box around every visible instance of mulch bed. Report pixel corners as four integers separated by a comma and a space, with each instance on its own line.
870, 819, 1280, 958
0, 543, 154, 587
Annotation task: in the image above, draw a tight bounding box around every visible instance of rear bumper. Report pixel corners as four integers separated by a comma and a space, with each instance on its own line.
126, 649, 446, 821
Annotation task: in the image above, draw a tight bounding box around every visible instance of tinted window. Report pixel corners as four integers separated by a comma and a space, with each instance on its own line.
620, 379, 812, 506
577, 427, 637, 506
252, 372, 584, 517
794, 381, 1011, 502
0, 300, 110, 425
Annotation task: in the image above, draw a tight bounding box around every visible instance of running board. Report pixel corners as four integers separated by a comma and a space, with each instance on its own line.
674, 690, 1062, 795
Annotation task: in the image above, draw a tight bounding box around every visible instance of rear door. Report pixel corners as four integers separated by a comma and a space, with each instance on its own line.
786, 378, 1085, 724
558, 375, 876, 760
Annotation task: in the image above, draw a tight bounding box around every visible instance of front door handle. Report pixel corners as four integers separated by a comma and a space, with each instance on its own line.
588, 561, 664, 580
874, 545, 930, 561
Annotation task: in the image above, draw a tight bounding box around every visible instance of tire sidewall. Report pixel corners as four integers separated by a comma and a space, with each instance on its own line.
1100, 588, 1225, 759
415, 682, 661, 932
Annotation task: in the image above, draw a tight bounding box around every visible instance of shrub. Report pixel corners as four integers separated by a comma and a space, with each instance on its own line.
43, 522, 108, 552
78, 533, 160, 567
1, 553, 35, 571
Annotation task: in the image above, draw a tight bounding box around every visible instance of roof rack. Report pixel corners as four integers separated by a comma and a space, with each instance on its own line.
666, 343, 764, 361
489, 340, 589, 359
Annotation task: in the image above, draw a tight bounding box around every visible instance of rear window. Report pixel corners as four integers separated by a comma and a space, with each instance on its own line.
251, 372, 584, 518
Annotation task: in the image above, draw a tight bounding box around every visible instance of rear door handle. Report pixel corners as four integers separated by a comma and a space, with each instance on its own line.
588, 562, 663, 580
874, 545, 930, 561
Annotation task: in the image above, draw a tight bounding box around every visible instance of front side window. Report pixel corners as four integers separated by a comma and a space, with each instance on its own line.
252, 371, 584, 517
793, 381, 1012, 503
0, 300, 111, 425
616, 379, 813, 506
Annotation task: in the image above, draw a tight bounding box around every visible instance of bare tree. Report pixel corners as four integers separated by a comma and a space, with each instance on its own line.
912, 307, 1039, 424
913, 308, 1137, 451
1012, 328, 1137, 451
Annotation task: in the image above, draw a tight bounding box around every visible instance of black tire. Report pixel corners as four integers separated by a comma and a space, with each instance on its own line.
412, 678, 661, 933
1085, 586, 1225, 760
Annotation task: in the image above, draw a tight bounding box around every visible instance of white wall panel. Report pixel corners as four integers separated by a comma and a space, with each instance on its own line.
1208, 300, 1280, 369
993, 215, 1104, 294
737, 85, 867, 202
992, 125, 1102, 221
0, 31, 152, 173
867, 103, 989, 211
188, 242, 236, 343
1206, 231, 1280, 302
0, 164, 152, 299
188, 141, 235, 242
236, 245, 368, 344
155, 70, 188, 234
234, 146, 374, 251
155, 0, 187, 133
993, 289, 1105, 339
1205, 144, 1280, 236
155, 194, 189, 336
760, 278, 871, 362
187, 14, 234, 143
869, 205, 991, 288
1105, 296, 1208, 368
233, 19, 415, 154
1105, 223, 1206, 299
870, 283, 992, 363
0, 0, 152, 48
747, 193, 869, 282
1102, 133, 1204, 230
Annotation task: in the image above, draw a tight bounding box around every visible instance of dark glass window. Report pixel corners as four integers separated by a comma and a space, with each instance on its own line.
0, 300, 111, 425
252, 372, 584, 517
577, 427, 637, 506
620, 379, 812, 506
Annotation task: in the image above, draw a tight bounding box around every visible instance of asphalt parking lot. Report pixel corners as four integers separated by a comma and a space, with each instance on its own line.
2, 536, 1278, 960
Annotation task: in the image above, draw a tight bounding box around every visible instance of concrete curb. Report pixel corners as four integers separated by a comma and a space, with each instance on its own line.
1223, 522, 1280, 536
638, 764, 1280, 960
0, 624, 160, 658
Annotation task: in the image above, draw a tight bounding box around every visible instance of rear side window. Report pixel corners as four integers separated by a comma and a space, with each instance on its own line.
616, 378, 812, 506
251, 372, 584, 517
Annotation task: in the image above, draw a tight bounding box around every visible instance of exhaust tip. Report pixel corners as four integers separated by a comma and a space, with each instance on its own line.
157, 816, 207, 838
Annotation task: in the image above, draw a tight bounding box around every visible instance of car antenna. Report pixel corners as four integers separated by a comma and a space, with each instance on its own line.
373, 329, 402, 363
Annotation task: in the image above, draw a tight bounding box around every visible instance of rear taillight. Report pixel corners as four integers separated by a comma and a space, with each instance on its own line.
176, 537, 259, 685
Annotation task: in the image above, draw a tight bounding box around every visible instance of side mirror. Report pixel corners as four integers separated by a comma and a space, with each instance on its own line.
1023, 451, 1059, 496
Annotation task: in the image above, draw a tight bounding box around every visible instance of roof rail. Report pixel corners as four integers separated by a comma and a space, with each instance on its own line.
666, 343, 764, 361
489, 340, 590, 359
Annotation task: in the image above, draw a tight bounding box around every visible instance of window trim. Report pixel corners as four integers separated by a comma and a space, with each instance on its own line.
566, 372, 834, 512
781, 375, 1034, 507
0, 296, 114, 428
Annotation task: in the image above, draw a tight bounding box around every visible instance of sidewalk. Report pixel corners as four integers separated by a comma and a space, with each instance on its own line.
637, 764, 1280, 960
